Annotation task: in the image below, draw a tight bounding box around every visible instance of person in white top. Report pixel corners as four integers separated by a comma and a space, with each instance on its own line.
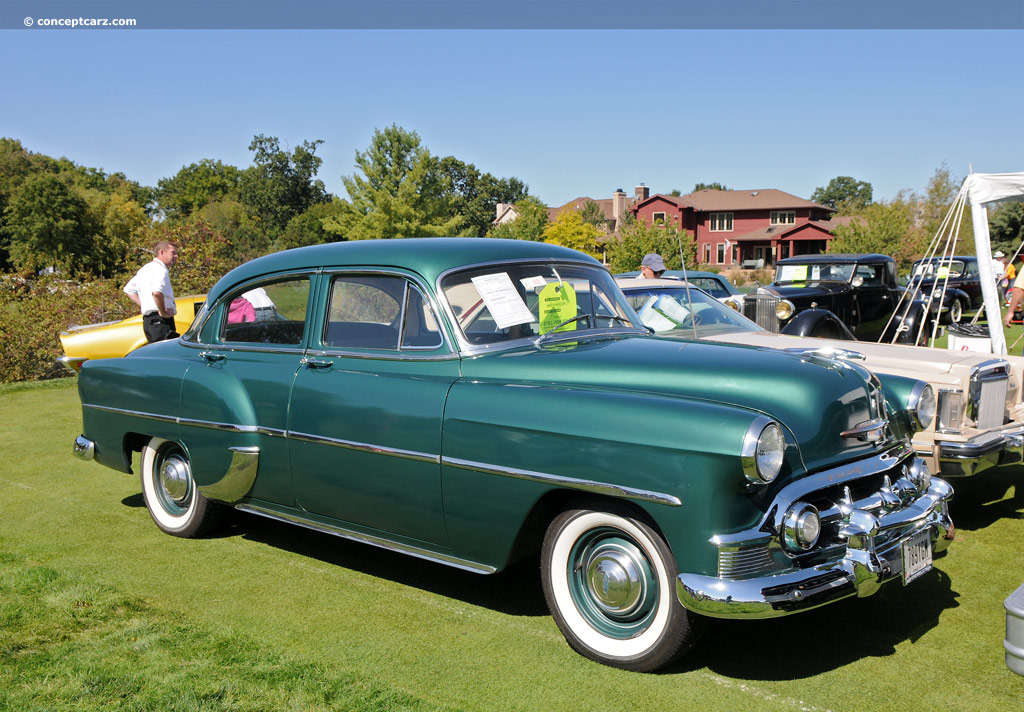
124, 241, 179, 343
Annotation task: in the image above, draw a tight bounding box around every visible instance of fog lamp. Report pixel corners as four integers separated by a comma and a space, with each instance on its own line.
783, 503, 821, 551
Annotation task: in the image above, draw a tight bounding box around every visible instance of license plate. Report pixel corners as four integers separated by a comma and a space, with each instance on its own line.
902, 529, 933, 585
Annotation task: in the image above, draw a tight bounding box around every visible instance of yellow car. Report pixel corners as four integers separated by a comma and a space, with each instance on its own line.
58, 295, 207, 373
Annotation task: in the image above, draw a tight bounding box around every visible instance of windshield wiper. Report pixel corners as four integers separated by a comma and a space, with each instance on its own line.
534, 314, 647, 346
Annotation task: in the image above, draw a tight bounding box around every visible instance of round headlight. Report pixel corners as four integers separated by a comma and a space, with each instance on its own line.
723, 297, 742, 312
741, 420, 785, 484
909, 382, 936, 430
775, 299, 795, 321
783, 503, 821, 551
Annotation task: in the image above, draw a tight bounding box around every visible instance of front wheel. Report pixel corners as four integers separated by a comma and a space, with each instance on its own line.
946, 299, 963, 324
541, 506, 703, 672
140, 437, 221, 538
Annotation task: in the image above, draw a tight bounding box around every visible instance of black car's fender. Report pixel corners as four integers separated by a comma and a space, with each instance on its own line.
780, 308, 857, 340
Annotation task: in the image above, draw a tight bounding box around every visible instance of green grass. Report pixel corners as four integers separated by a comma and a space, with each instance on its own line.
2, 380, 1022, 711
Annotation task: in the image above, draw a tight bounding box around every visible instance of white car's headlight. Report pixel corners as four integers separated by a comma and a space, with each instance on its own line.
742, 418, 785, 484
908, 382, 936, 431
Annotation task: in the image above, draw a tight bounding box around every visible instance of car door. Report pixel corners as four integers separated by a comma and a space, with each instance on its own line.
851, 263, 893, 340
180, 274, 315, 506
288, 271, 459, 546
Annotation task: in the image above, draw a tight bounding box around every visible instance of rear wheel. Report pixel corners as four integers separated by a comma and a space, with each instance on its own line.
947, 299, 963, 324
540, 506, 703, 672
140, 437, 221, 538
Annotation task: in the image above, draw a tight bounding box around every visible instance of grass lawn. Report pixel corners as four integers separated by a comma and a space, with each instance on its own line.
1, 379, 1022, 711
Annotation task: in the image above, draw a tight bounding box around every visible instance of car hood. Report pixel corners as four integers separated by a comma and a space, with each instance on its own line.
460, 335, 890, 473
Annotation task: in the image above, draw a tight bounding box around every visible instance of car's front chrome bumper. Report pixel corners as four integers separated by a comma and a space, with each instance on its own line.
937, 425, 1024, 477
676, 447, 954, 619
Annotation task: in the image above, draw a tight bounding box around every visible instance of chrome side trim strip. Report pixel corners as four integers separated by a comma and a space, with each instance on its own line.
289, 431, 440, 464
442, 457, 682, 507
236, 503, 495, 574
198, 446, 260, 503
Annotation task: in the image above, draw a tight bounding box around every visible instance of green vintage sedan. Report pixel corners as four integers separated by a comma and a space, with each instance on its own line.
73, 238, 954, 672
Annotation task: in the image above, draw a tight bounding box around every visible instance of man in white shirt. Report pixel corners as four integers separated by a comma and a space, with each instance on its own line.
125, 241, 179, 343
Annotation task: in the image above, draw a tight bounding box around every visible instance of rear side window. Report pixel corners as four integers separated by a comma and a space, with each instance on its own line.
324, 275, 442, 351
219, 278, 310, 346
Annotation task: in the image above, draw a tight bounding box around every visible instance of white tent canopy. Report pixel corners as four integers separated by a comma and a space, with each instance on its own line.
965, 172, 1024, 355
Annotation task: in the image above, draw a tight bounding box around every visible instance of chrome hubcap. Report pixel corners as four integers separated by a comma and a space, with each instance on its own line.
585, 542, 646, 615
159, 454, 191, 504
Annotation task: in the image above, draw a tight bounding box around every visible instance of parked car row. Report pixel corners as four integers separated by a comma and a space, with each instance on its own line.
66, 240, 1019, 672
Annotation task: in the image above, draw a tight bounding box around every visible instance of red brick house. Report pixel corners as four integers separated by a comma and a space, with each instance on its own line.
632, 189, 837, 268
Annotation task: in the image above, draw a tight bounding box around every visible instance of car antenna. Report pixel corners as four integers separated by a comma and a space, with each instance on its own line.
677, 235, 698, 340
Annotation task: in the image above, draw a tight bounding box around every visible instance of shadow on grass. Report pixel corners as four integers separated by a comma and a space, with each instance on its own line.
226, 508, 548, 617
946, 465, 1023, 531
664, 565, 959, 680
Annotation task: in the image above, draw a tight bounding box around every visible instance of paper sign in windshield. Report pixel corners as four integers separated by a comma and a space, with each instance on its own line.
538, 282, 578, 334
470, 273, 535, 329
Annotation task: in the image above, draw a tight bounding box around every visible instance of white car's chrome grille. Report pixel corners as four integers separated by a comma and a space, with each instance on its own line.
977, 377, 1008, 430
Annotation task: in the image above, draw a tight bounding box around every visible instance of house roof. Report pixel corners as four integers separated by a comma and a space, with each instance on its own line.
636, 189, 833, 213
730, 221, 835, 242
548, 197, 616, 223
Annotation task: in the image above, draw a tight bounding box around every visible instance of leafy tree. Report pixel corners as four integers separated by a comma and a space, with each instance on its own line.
328, 125, 463, 240
990, 202, 1024, 257
693, 182, 729, 192
193, 198, 268, 262
811, 176, 873, 210
437, 156, 528, 237
606, 215, 696, 273
915, 163, 974, 254
828, 198, 925, 270
541, 211, 603, 259
277, 200, 349, 251
157, 159, 242, 219
578, 200, 608, 230
238, 135, 328, 236
487, 196, 548, 241
128, 220, 240, 296
3, 173, 92, 275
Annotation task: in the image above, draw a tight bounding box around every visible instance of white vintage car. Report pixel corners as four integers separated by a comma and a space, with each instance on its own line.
618, 277, 1024, 479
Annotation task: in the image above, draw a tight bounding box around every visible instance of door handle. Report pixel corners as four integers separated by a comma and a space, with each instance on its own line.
301, 357, 333, 369
200, 351, 225, 362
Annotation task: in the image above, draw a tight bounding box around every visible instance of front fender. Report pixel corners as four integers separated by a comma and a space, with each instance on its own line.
874, 372, 922, 441
781, 308, 856, 340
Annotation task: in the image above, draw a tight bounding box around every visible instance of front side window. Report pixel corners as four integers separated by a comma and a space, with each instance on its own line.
441, 262, 639, 348
324, 275, 442, 351
709, 212, 733, 231
770, 211, 795, 225
220, 278, 310, 346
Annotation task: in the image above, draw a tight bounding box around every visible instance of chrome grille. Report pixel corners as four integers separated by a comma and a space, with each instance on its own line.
977, 377, 1008, 429
718, 544, 773, 578
742, 293, 781, 332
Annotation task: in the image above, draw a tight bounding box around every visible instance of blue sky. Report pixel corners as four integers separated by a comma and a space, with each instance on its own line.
2, 30, 1022, 207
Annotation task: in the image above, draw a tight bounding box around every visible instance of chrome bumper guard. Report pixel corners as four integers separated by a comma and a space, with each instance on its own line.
73, 435, 95, 461
937, 425, 1024, 477
677, 447, 954, 619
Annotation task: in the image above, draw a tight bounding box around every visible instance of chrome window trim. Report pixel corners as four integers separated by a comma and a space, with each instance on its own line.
442, 456, 682, 507
320, 268, 453, 355
434, 258, 642, 356
236, 504, 496, 574
302, 348, 460, 363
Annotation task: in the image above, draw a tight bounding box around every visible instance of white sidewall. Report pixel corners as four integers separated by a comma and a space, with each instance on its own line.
141, 437, 197, 532
549, 511, 672, 659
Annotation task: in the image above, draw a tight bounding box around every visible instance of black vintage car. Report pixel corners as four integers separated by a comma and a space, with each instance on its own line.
907, 255, 983, 321
728, 254, 945, 343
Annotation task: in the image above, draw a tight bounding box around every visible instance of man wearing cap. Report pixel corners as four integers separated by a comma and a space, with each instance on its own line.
640, 253, 666, 279
124, 240, 179, 343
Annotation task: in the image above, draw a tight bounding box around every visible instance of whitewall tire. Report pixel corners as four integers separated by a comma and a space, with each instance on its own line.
541, 506, 703, 672
140, 437, 221, 538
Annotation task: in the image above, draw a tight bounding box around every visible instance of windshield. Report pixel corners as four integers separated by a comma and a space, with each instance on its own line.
441, 262, 641, 347
911, 260, 967, 279
775, 263, 856, 283
621, 285, 761, 338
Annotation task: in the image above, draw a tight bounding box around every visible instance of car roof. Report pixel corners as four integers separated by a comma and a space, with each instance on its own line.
208, 238, 601, 304
615, 270, 725, 281
615, 277, 702, 289
776, 253, 894, 265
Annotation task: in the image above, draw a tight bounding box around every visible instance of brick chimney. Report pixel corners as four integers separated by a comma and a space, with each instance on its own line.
634, 183, 649, 202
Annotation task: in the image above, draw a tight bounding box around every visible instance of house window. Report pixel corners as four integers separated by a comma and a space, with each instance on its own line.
652, 211, 667, 225
732, 245, 740, 264
703, 244, 711, 264
716, 243, 726, 264
771, 211, 795, 225
709, 212, 733, 231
